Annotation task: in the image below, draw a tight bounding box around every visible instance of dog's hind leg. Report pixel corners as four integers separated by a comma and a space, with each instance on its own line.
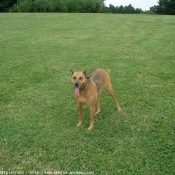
105, 83, 121, 111
77, 102, 83, 127
95, 95, 101, 114
88, 105, 95, 130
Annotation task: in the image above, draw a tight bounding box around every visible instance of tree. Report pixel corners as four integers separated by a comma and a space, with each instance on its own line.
108, 4, 116, 13
118, 5, 124, 13
150, 0, 175, 15
123, 4, 135, 14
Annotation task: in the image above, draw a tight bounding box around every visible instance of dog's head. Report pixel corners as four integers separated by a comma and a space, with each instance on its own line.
71, 70, 87, 98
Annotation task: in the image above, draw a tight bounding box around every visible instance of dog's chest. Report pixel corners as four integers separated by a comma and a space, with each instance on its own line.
76, 95, 87, 103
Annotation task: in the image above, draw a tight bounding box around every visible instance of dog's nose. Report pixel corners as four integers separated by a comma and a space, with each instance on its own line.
74, 82, 79, 87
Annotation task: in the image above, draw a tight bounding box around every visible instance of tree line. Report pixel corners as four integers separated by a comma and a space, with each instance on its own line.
102, 4, 143, 14
0, 0, 175, 14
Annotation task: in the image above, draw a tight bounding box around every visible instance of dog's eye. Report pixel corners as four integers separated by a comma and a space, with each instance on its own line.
79, 77, 83, 80
73, 76, 76, 80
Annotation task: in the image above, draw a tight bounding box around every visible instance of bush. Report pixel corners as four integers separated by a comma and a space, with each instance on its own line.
143, 10, 155, 15
9, 0, 33, 12
0, 0, 18, 12
9, 0, 104, 12
52, 0, 68, 12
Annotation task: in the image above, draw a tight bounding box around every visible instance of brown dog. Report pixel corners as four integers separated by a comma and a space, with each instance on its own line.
71, 69, 121, 130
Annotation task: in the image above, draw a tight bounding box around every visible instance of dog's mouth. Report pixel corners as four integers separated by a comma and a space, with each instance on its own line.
74, 86, 80, 98
73, 82, 86, 98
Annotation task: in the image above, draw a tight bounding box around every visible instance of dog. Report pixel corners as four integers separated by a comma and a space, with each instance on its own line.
71, 69, 121, 130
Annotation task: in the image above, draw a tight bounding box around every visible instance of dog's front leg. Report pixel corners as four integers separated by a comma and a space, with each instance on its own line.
77, 102, 83, 127
88, 106, 95, 130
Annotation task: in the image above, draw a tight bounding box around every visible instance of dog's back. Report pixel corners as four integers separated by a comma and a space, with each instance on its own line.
90, 69, 111, 92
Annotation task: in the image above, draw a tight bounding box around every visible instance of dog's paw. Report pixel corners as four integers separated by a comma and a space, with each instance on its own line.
77, 122, 82, 127
116, 106, 121, 111
95, 110, 101, 115
88, 125, 93, 131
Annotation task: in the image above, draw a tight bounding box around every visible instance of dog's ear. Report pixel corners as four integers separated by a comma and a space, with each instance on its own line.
83, 71, 86, 75
71, 70, 74, 75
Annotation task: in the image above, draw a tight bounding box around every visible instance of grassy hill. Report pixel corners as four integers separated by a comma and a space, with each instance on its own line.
0, 13, 174, 174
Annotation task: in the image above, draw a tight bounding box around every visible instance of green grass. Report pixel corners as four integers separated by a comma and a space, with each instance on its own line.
0, 13, 175, 174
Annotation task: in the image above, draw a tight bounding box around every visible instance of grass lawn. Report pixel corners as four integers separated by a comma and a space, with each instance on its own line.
0, 13, 175, 174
